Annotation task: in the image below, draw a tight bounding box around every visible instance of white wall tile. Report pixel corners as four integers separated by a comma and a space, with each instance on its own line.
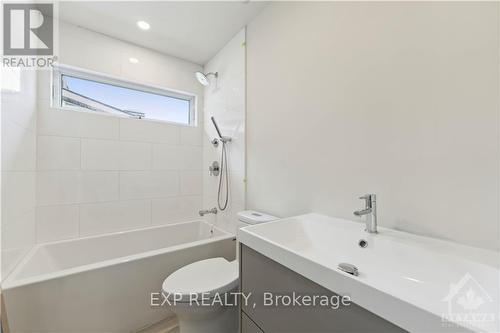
36, 205, 79, 243
181, 171, 203, 196
1, 172, 36, 270
37, 136, 81, 170
152, 145, 181, 170
120, 171, 179, 200
78, 172, 119, 203
79, 200, 151, 236
229, 171, 246, 206
1, 120, 36, 171
203, 172, 218, 206
226, 124, 246, 174
153, 145, 200, 170
181, 126, 202, 146
120, 118, 180, 144
182, 196, 203, 220
38, 101, 120, 140
81, 139, 151, 170
151, 197, 181, 225
28, 20, 208, 243
2, 98, 37, 132
37, 70, 51, 101
1, 69, 37, 130
152, 196, 202, 225
2, 172, 36, 219
37, 171, 79, 206
1, 209, 36, 251
1, 68, 37, 278
180, 147, 203, 170
37, 171, 118, 206
202, 29, 247, 234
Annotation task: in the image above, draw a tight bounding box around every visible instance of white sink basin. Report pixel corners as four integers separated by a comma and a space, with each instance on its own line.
237, 213, 499, 333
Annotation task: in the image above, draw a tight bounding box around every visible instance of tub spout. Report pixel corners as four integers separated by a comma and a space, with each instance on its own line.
199, 207, 217, 216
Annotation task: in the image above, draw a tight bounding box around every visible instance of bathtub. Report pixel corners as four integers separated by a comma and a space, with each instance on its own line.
2, 220, 235, 332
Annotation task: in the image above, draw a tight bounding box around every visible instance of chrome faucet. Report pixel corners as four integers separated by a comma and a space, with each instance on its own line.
353, 194, 377, 233
199, 207, 217, 216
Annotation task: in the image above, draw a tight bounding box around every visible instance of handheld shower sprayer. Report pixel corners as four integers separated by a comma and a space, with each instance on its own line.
211, 117, 223, 138
211, 116, 230, 211
211, 117, 231, 143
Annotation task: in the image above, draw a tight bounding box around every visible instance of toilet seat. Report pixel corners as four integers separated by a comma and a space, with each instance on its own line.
162, 258, 238, 302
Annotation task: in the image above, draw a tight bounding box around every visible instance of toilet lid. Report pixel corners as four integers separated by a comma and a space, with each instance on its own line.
162, 258, 238, 302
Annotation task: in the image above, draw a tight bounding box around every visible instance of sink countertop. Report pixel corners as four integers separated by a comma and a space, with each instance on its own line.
237, 213, 500, 333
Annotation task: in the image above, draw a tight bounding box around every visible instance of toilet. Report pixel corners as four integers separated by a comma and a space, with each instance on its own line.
162, 210, 278, 333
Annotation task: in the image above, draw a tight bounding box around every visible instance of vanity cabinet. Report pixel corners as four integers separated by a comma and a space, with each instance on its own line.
241, 311, 265, 333
239, 245, 406, 333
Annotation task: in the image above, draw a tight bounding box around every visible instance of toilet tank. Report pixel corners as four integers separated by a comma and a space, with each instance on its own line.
237, 210, 278, 229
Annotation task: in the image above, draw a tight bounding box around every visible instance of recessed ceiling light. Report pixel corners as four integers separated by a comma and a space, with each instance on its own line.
136, 20, 150, 30
129, 57, 139, 64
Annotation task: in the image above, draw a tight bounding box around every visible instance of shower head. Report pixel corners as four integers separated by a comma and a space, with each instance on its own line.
195, 71, 218, 86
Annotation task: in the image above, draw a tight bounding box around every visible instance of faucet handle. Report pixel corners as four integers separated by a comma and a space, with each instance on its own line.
359, 194, 376, 201
358, 194, 376, 207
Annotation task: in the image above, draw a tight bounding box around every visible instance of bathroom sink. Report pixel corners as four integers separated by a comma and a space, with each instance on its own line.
237, 213, 500, 333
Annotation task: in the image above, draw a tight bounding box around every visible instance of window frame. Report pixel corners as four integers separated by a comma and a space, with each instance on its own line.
51, 64, 197, 126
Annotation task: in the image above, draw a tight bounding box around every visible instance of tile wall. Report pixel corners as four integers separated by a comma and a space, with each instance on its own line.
34, 21, 205, 242
202, 29, 247, 234
1, 68, 38, 277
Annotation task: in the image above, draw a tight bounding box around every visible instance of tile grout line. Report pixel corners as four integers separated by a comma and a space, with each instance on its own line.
35, 194, 204, 208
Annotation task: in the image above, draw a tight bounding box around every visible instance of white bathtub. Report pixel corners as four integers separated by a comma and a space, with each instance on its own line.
2, 220, 235, 332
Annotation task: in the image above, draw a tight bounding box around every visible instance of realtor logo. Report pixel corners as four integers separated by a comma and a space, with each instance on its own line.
3, 3, 53, 55
442, 273, 496, 329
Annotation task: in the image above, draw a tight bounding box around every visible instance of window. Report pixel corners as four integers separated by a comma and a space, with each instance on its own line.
52, 66, 195, 125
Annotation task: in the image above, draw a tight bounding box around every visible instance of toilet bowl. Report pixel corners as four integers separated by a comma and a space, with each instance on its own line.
162, 258, 239, 333
162, 210, 278, 333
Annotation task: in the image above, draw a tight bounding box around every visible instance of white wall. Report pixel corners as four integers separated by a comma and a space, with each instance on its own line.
35, 22, 205, 242
203, 29, 246, 234
246, 2, 499, 250
1, 68, 38, 278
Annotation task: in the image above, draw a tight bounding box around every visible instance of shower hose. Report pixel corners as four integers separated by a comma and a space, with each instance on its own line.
218, 140, 229, 211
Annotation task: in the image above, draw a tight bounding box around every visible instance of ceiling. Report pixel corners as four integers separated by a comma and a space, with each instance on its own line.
58, 1, 268, 65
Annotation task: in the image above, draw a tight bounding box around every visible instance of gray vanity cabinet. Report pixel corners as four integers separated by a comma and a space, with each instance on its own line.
239, 244, 406, 333
241, 311, 265, 333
